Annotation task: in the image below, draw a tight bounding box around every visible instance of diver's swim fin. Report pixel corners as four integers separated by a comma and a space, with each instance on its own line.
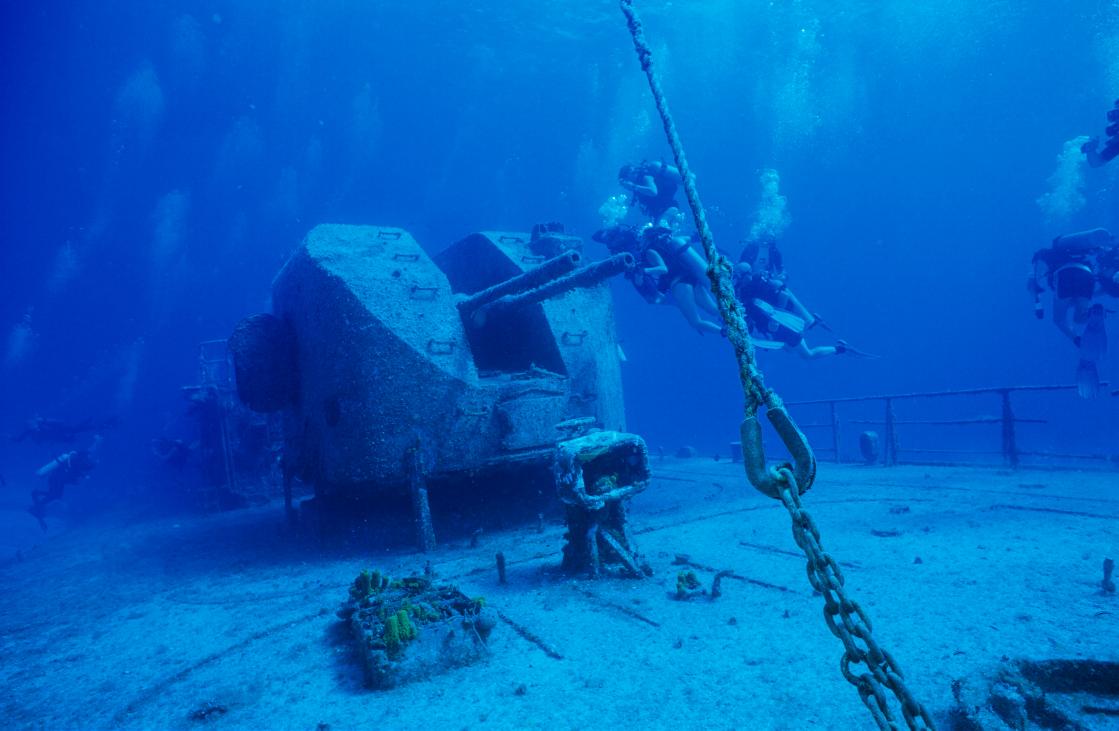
1079, 304, 1108, 362
836, 339, 881, 359
751, 299, 806, 333
1076, 358, 1102, 399
846, 346, 881, 359
751, 338, 787, 351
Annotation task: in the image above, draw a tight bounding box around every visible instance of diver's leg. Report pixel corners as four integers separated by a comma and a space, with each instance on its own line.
28, 495, 47, 530
681, 247, 710, 280
1071, 297, 1091, 325
678, 249, 723, 318
1080, 301, 1109, 362
781, 289, 815, 322
28, 488, 49, 529
672, 282, 722, 335
694, 282, 721, 318
794, 340, 839, 360
46, 476, 65, 504
1051, 298, 1078, 342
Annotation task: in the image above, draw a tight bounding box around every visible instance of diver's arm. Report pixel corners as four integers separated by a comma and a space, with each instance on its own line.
1027, 257, 1049, 294
643, 249, 668, 277
1083, 137, 1103, 168
1026, 272, 1042, 313
1083, 135, 1119, 167
1026, 274, 1042, 297
621, 175, 657, 197
661, 162, 681, 178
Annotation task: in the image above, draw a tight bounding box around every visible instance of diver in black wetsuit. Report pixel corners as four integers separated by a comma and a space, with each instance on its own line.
1028, 228, 1114, 397
29, 438, 100, 530
737, 233, 828, 330
731, 235, 862, 359
593, 224, 723, 335
592, 226, 666, 304
152, 438, 193, 470
732, 260, 851, 359
617, 160, 682, 224
1082, 99, 1119, 168
1028, 229, 1112, 342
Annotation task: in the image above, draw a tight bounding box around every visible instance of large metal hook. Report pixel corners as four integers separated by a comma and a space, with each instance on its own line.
740, 406, 817, 499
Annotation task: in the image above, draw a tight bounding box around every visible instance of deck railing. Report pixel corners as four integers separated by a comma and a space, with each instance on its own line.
783, 384, 1116, 469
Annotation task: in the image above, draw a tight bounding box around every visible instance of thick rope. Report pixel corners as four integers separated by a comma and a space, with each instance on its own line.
619, 0, 776, 416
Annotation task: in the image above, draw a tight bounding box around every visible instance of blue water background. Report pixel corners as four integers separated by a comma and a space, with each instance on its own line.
1, 1, 1116, 506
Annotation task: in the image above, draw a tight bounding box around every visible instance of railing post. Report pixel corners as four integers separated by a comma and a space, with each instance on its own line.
884, 398, 899, 466
830, 401, 842, 464
1000, 389, 1019, 469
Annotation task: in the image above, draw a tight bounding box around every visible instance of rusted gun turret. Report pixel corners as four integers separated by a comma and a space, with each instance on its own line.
458, 250, 582, 326
230, 224, 631, 515
463, 253, 634, 328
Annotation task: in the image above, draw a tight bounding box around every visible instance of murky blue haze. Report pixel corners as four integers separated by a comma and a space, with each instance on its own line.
2, 1, 1117, 506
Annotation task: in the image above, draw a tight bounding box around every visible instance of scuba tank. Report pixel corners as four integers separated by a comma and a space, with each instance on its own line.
34, 437, 99, 478
755, 240, 771, 275
641, 226, 690, 267
36, 452, 75, 477
1050, 229, 1107, 289
1053, 228, 1111, 253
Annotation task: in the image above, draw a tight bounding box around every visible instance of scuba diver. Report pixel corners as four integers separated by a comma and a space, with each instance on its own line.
732, 260, 860, 359
11, 415, 115, 444
732, 236, 870, 359
737, 232, 830, 331
617, 160, 682, 224
29, 436, 101, 530
1028, 228, 1113, 397
1081, 99, 1119, 168
152, 438, 194, 471
593, 224, 724, 335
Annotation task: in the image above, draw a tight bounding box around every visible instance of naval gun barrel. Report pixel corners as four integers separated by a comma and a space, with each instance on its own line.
471, 252, 635, 327
459, 250, 582, 321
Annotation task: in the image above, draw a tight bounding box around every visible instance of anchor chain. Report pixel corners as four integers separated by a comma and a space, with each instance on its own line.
618, 1, 936, 727
777, 468, 935, 730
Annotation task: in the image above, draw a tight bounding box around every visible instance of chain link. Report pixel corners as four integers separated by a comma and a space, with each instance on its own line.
776, 467, 936, 730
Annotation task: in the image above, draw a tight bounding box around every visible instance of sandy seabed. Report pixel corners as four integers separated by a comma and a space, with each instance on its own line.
1, 461, 1116, 730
